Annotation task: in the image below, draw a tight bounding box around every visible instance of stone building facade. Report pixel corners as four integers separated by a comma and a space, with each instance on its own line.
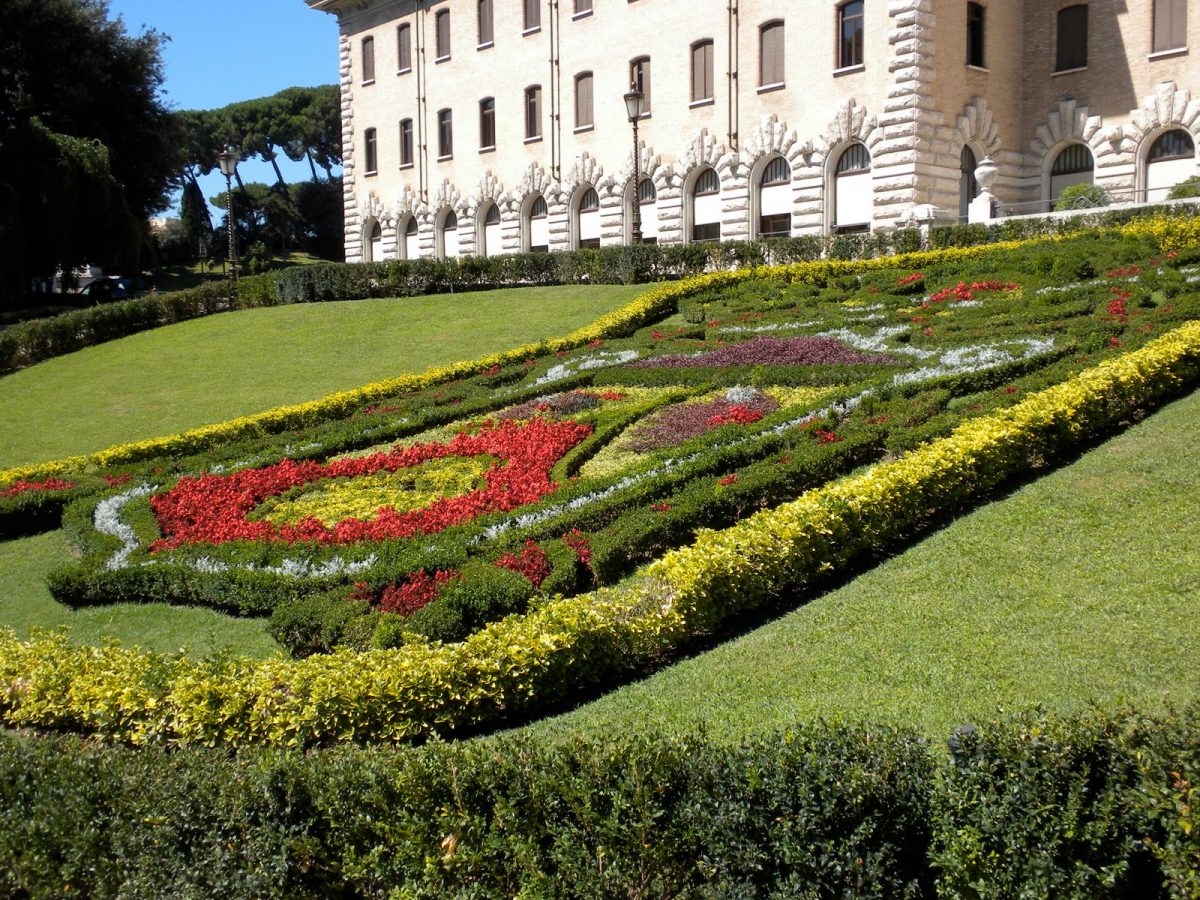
306, 0, 1200, 263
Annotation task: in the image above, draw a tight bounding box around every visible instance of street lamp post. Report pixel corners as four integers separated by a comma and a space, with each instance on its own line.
216, 145, 240, 298
623, 83, 644, 245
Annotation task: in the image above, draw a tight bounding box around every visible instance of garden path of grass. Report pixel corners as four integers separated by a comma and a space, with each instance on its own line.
0, 284, 644, 469
531, 387, 1200, 742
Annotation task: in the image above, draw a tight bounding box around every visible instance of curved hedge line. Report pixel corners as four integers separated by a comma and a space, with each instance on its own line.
2, 317, 1197, 748
0, 239, 1036, 490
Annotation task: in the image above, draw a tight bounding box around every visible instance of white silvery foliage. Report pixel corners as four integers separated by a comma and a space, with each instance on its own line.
260, 555, 378, 578
891, 338, 1056, 386
724, 385, 762, 404
535, 350, 640, 386
94, 483, 159, 571
191, 556, 230, 574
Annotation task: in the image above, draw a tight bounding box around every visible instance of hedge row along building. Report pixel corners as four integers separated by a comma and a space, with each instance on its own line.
306, 0, 1199, 262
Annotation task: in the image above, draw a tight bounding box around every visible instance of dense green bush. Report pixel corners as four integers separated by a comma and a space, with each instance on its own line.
0, 708, 1194, 897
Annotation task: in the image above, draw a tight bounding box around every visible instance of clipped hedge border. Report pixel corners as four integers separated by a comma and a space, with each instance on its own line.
0, 238, 1041, 490
1, 317, 1197, 748
2, 708, 1196, 897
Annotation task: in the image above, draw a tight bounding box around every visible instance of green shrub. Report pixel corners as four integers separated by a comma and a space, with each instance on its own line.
1056, 182, 1111, 211
269, 591, 369, 658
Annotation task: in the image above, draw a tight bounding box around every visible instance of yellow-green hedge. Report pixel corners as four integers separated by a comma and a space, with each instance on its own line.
2, 317, 1197, 748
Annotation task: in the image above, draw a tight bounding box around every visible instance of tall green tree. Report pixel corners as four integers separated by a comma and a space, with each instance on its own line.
0, 0, 180, 300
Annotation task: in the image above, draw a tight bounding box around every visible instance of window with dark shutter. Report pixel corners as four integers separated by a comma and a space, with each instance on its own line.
478, 0, 493, 46
760, 22, 784, 87
399, 119, 413, 167
398, 24, 412, 72
967, 3, 985, 67
630, 57, 651, 115
1056, 5, 1087, 71
436, 9, 451, 60
575, 73, 593, 128
1153, 0, 1187, 53
838, 2, 864, 69
525, 86, 542, 139
364, 128, 378, 174
438, 109, 453, 158
361, 36, 375, 83
479, 98, 495, 149
691, 40, 714, 102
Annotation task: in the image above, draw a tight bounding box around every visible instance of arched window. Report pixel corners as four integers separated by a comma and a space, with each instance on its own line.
960, 146, 978, 220
758, 156, 792, 238
1146, 129, 1196, 201
1049, 143, 1094, 201
365, 220, 382, 262
576, 187, 601, 249
833, 143, 871, 233
526, 194, 549, 252
635, 177, 658, 244
480, 203, 503, 257
439, 210, 459, 259
403, 216, 418, 260
690, 167, 721, 242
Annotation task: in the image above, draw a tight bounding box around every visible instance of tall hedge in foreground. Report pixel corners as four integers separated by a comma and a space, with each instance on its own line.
0, 708, 1196, 897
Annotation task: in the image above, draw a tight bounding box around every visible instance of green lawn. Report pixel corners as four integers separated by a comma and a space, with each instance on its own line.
530, 388, 1200, 741
0, 284, 644, 469
0, 530, 279, 657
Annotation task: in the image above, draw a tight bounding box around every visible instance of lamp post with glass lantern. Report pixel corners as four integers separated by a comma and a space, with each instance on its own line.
216, 145, 239, 298
623, 83, 644, 244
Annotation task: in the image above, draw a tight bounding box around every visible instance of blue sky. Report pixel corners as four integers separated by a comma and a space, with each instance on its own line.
107, 0, 341, 216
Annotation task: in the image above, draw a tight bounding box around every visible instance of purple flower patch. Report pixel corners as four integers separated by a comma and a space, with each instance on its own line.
630, 336, 894, 368
627, 388, 779, 451
496, 391, 603, 420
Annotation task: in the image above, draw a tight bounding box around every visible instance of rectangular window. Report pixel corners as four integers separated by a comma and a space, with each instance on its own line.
691, 40, 714, 102
524, 0, 541, 32
399, 119, 413, 167
967, 3, 985, 67
397, 24, 412, 72
760, 22, 784, 87
364, 128, 378, 174
479, 98, 495, 149
478, 0, 493, 46
438, 109, 453, 158
436, 9, 451, 60
575, 73, 594, 129
574, 0, 593, 15
1153, 0, 1187, 52
838, 1, 864, 69
631, 57, 651, 115
1056, 5, 1088, 70
759, 213, 791, 239
693, 222, 720, 242
525, 85, 543, 139
361, 36, 375, 83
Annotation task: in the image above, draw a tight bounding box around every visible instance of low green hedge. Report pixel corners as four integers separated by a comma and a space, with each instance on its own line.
0, 272, 281, 373
0, 707, 1194, 897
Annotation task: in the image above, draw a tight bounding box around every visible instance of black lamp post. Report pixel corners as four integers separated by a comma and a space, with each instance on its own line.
216, 145, 240, 297
623, 83, 644, 245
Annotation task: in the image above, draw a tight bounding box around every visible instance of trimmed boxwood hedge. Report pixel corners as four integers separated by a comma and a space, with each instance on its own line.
0, 707, 1194, 897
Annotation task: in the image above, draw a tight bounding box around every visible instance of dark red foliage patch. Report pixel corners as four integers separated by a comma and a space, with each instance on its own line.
630, 336, 893, 369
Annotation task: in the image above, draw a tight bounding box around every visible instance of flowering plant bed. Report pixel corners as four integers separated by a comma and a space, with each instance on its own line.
3, 218, 1200, 745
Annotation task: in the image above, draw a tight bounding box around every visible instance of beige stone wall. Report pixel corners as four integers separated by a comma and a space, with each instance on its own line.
310, 0, 1200, 261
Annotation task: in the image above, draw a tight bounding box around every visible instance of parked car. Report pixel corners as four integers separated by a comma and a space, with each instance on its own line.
76, 277, 128, 303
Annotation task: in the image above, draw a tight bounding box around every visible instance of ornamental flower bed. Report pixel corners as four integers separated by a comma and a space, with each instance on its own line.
2, 218, 1199, 746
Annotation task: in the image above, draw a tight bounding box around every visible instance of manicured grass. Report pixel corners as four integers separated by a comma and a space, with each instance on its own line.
0, 284, 644, 468
531, 387, 1200, 741
0, 530, 279, 658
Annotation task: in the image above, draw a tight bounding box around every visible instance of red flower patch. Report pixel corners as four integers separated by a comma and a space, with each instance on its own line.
495, 540, 552, 587
0, 478, 76, 499
563, 528, 592, 568
150, 418, 592, 549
